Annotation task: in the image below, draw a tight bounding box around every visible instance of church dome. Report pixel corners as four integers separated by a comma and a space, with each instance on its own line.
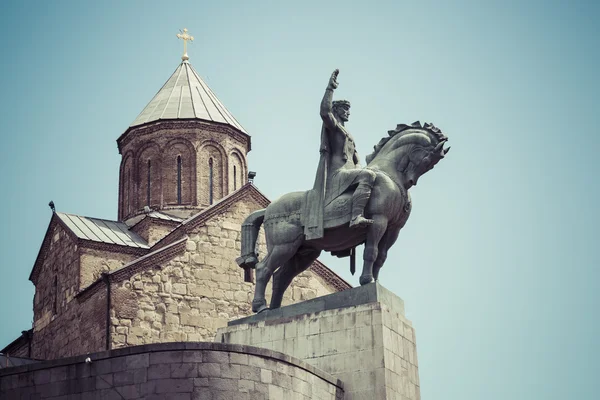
129, 60, 247, 134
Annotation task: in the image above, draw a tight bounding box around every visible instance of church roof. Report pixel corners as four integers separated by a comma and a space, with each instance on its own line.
55, 212, 149, 249
129, 61, 247, 134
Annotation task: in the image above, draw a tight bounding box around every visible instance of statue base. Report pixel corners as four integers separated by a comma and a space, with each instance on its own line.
216, 282, 420, 399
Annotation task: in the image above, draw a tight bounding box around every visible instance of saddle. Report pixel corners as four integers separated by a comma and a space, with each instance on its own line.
322, 191, 354, 229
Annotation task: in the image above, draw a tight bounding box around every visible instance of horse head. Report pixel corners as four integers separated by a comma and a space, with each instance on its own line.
366, 121, 449, 190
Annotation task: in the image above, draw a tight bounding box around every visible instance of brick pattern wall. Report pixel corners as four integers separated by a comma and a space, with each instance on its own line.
163, 140, 195, 206
111, 199, 338, 349
0, 343, 343, 399
31, 223, 80, 356
32, 284, 107, 361
118, 122, 249, 222
29, 219, 145, 360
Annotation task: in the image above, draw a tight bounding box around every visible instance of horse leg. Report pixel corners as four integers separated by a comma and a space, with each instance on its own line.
252, 241, 302, 313
373, 225, 401, 281
270, 247, 321, 309
359, 215, 388, 285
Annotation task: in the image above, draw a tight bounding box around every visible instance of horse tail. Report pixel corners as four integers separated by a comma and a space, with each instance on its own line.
236, 209, 266, 271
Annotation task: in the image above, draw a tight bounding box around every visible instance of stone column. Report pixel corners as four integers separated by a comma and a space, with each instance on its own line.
216, 282, 420, 399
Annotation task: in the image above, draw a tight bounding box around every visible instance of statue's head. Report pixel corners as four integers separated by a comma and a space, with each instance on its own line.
366, 121, 450, 190
333, 100, 351, 122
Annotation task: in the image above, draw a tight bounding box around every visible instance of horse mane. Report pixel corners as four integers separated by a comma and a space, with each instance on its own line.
365, 121, 447, 164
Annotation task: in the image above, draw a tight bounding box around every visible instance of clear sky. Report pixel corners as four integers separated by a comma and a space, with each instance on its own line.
0, 0, 598, 398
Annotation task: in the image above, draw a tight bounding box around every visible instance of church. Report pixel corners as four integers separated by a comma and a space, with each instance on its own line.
1, 32, 422, 400
1, 38, 350, 362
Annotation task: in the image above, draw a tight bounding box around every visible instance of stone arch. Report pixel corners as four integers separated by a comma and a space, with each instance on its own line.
162, 139, 196, 206
137, 142, 162, 209
198, 141, 226, 206
119, 151, 135, 220
229, 150, 246, 193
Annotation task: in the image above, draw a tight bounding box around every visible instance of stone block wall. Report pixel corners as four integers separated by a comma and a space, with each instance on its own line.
218, 283, 420, 400
0, 342, 344, 399
28, 221, 111, 361
79, 247, 138, 289
32, 286, 107, 361
31, 223, 79, 337
111, 199, 339, 349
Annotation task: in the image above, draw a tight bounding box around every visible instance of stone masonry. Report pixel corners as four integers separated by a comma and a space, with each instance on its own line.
0, 342, 344, 399
218, 283, 420, 400
111, 195, 340, 349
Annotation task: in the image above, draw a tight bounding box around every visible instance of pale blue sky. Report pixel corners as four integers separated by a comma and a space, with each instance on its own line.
0, 1, 598, 398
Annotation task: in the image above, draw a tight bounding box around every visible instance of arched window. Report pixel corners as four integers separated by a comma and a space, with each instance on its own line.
53, 276, 58, 314
209, 158, 214, 205
146, 159, 151, 206
177, 155, 182, 205
233, 166, 237, 191
125, 169, 131, 214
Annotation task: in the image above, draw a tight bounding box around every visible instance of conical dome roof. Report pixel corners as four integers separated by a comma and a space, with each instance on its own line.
130, 61, 246, 134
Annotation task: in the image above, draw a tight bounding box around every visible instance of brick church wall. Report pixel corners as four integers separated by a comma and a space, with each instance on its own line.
32, 288, 107, 360
31, 223, 80, 359
29, 221, 134, 360
110, 198, 338, 349
118, 122, 249, 221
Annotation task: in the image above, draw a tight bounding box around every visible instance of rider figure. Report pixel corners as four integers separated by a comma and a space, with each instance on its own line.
304, 69, 376, 240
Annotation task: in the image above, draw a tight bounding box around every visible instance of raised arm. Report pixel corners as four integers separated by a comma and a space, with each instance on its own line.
320, 69, 339, 129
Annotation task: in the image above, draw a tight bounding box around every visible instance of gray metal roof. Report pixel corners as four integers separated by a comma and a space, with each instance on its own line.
130, 61, 247, 134
147, 211, 184, 222
56, 212, 149, 249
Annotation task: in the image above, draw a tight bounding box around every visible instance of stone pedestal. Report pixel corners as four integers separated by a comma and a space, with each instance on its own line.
216, 282, 420, 399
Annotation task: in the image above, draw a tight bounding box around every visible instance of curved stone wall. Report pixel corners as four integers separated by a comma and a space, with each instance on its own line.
0, 342, 344, 399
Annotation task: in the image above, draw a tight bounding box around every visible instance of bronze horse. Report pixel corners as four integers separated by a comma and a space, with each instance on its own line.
237, 122, 449, 313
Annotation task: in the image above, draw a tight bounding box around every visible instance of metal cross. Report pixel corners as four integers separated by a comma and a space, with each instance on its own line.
176, 28, 194, 61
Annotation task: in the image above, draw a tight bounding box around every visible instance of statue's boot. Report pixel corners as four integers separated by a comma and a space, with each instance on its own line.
349, 180, 374, 228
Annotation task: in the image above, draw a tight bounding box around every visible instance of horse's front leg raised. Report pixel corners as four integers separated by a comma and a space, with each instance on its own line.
360, 215, 388, 285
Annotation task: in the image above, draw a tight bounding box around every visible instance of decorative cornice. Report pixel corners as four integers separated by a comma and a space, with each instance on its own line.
109, 237, 187, 283
129, 214, 181, 236
150, 183, 266, 251
79, 240, 149, 257
117, 119, 251, 154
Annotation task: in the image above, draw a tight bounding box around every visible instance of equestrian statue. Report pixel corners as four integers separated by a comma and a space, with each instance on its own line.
237, 69, 450, 313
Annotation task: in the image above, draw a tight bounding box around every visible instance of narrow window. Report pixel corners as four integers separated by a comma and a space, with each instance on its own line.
52, 276, 58, 314
147, 159, 151, 206
209, 158, 214, 205
233, 166, 237, 191
177, 155, 182, 204
125, 169, 130, 214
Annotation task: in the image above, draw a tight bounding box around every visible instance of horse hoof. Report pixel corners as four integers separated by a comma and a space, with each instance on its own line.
252, 300, 268, 313
359, 274, 373, 285
236, 255, 258, 270
256, 305, 269, 314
